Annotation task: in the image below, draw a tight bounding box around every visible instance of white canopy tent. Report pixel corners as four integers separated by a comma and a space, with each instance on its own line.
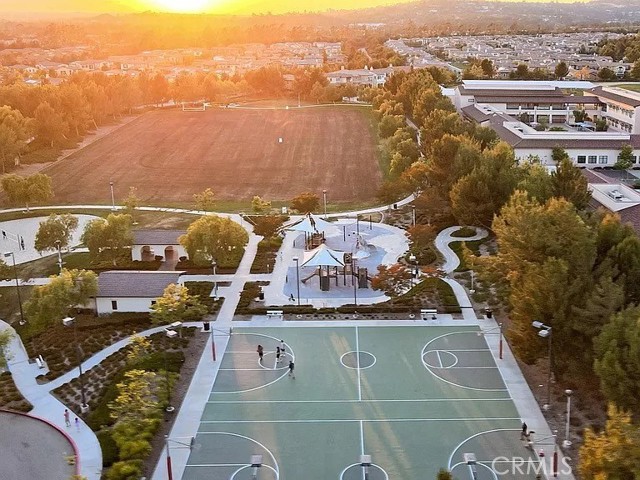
301, 243, 345, 268
285, 214, 339, 235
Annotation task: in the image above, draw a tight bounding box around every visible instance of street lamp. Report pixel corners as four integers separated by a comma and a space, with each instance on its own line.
109, 181, 116, 211
62, 317, 88, 412
322, 189, 327, 218
353, 258, 358, 306
411, 204, 416, 227
3, 252, 25, 325
165, 435, 196, 480
563, 389, 573, 448
55, 240, 64, 274
532, 321, 552, 410
164, 329, 178, 412
409, 253, 417, 287
211, 259, 217, 298
293, 256, 300, 306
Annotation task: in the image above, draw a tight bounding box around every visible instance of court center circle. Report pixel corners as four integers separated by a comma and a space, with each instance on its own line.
340, 351, 376, 369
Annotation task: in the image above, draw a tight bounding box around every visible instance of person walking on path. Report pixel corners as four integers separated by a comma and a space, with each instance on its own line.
288, 360, 295, 378
257, 344, 264, 363
75, 417, 80, 432
20, 237, 25, 250
64, 409, 71, 427
275, 346, 281, 365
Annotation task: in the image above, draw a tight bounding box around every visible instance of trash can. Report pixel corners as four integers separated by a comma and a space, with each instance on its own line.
393, 203, 398, 210
203, 321, 211, 331
485, 308, 493, 319
259, 291, 265, 300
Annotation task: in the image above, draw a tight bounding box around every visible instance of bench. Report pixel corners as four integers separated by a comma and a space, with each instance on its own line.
266, 310, 284, 318
420, 308, 437, 320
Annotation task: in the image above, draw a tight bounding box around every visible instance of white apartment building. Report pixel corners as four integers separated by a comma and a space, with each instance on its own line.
453, 80, 640, 167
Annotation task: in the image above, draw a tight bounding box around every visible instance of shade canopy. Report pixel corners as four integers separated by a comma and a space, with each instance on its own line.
285, 214, 339, 235
301, 243, 345, 267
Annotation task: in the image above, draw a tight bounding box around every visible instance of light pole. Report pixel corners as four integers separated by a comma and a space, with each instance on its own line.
411, 204, 416, 227
322, 189, 327, 218
211, 259, 217, 298
409, 253, 417, 287
293, 256, 300, 306
164, 329, 177, 412
62, 317, 88, 412
532, 321, 552, 410
109, 181, 116, 211
3, 252, 25, 325
353, 258, 358, 306
165, 435, 196, 480
55, 240, 64, 274
563, 389, 573, 448
470, 270, 475, 294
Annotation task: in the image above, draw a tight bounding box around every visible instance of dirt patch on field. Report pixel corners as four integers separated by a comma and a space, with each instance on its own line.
44, 107, 381, 205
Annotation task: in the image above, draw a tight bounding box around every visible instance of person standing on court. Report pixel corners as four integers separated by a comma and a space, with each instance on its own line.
288, 360, 295, 378
257, 344, 264, 363
275, 346, 281, 365
64, 409, 71, 427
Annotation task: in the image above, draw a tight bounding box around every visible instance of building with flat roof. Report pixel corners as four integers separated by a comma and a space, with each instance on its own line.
453, 80, 640, 167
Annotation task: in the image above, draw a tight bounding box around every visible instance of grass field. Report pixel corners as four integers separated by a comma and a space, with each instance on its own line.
183, 325, 541, 480
617, 83, 640, 93
43, 106, 381, 206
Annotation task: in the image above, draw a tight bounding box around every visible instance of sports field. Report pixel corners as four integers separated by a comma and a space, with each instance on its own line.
44, 107, 381, 205
183, 325, 540, 480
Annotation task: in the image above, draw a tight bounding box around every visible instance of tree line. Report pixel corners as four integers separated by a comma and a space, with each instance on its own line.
363, 67, 640, 478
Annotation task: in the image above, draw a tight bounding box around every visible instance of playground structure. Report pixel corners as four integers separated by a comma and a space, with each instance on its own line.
298, 240, 374, 292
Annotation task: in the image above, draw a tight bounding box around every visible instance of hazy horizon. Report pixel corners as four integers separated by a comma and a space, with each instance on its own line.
0, 0, 590, 17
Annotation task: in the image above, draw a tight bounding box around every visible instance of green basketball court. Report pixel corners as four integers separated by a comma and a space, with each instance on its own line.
182, 325, 540, 480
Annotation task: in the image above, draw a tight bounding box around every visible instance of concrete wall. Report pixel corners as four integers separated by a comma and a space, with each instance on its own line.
96, 297, 155, 315
515, 147, 640, 167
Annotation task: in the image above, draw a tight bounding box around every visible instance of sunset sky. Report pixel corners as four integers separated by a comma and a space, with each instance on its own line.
0, 0, 586, 16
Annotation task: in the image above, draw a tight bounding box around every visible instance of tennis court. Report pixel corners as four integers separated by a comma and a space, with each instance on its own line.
183, 325, 540, 480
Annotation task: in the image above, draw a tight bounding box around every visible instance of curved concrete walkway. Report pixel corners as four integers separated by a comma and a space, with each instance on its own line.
433, 226, 488, 321
0, 319, 208, 480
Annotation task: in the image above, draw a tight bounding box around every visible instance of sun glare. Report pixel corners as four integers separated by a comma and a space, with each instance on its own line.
148, 0, 214, 13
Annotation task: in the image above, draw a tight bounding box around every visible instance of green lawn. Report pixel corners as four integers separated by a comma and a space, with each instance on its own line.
617, 83, 640, 93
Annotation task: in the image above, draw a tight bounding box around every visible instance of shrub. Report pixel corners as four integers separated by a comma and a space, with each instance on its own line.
451, 226, 476, 238
106, 460, 143, 480
97, 430, 119, 467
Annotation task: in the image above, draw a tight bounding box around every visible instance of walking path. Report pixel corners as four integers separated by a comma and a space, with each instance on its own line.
1, 204, 573, 480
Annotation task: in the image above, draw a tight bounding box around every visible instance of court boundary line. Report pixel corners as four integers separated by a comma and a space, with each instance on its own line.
213, 332, 294, 394
192, 431, 280, 478
340, 462, 389, 480
447, 427, 520, 471
206, 398, 512, 404
421, 331, 509, 392
355, 325, 362, 401
200, 417, 522, 424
